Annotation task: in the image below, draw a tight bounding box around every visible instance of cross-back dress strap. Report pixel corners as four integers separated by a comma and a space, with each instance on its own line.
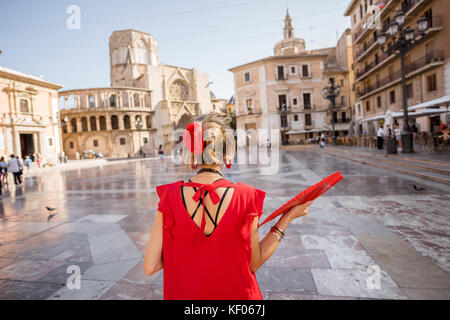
180, 178, 234, 235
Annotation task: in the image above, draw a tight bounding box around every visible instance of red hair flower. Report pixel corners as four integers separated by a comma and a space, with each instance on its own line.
183, 122, 204, 155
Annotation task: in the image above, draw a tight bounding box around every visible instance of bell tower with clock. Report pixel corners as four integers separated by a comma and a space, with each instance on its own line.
109, 30, 159, 89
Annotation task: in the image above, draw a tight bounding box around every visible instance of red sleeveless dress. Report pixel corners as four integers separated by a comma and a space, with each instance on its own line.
156, 178, 266, 300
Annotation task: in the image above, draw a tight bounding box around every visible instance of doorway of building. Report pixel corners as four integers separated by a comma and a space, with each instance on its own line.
20, 133, 35, 158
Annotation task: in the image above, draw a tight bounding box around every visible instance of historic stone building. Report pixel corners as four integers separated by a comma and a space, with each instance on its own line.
0, 66, 63, 164
229, 11, 354, 146
344, 0, 450, 134
60, 29, 215, 158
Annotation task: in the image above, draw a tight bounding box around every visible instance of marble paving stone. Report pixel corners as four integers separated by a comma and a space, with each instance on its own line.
292, 223, 352, 236
264, 248, 330, 268
373, 254, 450, 289
47, 279, 115, 300
100, 282, 163, 300
13, 233, 91, 262
49, 245, 93, 262
0, 222, 20, 231
0, 259, 66, 282
0, 279, 64, 300
277, 233, 304, 249
37, 261, 93, 285
0, 257, 15, 270
127, 231, 151, 254
0, 231, 35, 245
356, 235, 419, 257
87, 230, 142, 264
76, 214, 128, 224
357, 235, 450, 289
311, 268, 407, 299
267, 292, 357, 300
310, 209, 399, 237
301, 233, 377, 270
82, 259, 140, 282
400, 288, 450, 300
118, 261, 161, 286
1, 222, 64, 233
51, 222, 122, 236
255, 266, 317, 294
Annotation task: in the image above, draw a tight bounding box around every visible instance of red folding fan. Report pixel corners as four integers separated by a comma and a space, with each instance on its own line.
258, 171, 343, 227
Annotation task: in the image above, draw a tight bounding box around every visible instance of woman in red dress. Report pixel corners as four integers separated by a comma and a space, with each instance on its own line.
144, 112, 312, 300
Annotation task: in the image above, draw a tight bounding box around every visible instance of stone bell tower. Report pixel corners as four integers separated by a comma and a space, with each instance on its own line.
274, 10, 306, 56
109, 29, 159, 89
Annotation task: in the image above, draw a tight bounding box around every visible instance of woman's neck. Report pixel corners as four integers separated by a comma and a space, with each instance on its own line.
191, 165, 223, 184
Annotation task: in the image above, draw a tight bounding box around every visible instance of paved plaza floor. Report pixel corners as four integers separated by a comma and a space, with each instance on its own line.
0, 149, 449, 300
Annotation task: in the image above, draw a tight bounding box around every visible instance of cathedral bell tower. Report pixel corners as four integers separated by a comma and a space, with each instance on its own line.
109, 30, 159, 89
274, 10, 306, 56
284, 9, 294, 40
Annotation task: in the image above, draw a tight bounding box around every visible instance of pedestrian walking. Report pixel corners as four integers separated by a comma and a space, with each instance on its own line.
7, 154, 23, 186
0, 156, 6, 197
0, 157, 7, 186
394, 124, 402, 149
144, 112, 313, 300
24, 155, 32, 172
158, 144, 164, 159
377, 126, 384, 150
36, 153, 42, 168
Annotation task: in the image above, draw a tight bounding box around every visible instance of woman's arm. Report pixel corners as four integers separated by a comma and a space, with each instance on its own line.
143, 211, 163, 276
250, 201, 313, 273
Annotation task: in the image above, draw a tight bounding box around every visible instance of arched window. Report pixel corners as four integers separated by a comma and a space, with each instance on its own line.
135, 39, 149, 64
133, 93, 140, 107
99, 116, 106, 131
70, 118, 77, 133
110, 95, 117, 107
89, 96, 95, 108
123, 115, 131, 129
20, 99, 29, 113
62, 120, 67, 133
68, 95, 76, 109
111, 115, 119, 130
146, 115, 152, 129
113, 47, 128, 65
81, 117, 88, 132
90, 116, 97, 131
60, 96, 66, 109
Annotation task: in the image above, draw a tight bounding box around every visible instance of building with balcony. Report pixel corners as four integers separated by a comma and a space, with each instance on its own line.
344, 0, 450, 135
59, 29, 216, 158
0, 66, 63, 164
229, 11, 355, 146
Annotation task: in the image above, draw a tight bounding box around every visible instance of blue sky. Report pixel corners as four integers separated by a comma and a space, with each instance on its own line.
0, 0, 350, 99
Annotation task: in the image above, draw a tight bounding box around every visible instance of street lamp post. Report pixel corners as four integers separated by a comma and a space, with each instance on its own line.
377, 11, 429, 153
323, 78, 341, 146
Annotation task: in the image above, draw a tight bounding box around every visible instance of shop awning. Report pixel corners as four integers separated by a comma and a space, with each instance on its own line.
361, 108, 449, 122
286, 128, 331, 135
408, 95, 450, 111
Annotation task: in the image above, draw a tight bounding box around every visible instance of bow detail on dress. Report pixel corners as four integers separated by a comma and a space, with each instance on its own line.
182, 181, 222, 233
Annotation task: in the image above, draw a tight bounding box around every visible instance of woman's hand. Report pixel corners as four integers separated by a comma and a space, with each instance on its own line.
284, 201, 313, 221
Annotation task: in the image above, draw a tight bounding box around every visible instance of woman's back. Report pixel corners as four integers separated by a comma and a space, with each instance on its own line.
156, 177, 265, 300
